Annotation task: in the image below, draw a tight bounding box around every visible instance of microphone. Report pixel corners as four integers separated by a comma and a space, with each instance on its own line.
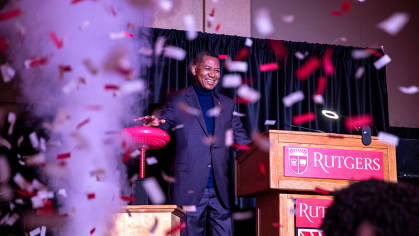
287, 124, 325, 133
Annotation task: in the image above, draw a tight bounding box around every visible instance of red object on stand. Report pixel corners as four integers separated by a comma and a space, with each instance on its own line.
124, 126, 170, 178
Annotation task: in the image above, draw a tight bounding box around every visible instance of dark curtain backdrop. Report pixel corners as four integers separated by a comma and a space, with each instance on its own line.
139, 27, 390, 209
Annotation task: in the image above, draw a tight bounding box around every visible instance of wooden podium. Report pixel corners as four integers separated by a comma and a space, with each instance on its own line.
235, 130, 397, 236
111, 205, 185, 236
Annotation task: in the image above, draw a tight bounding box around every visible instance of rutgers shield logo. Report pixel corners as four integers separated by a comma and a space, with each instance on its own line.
289, 148, 309, 174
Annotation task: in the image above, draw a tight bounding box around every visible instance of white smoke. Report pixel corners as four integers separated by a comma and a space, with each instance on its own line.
0, 0, 167, 235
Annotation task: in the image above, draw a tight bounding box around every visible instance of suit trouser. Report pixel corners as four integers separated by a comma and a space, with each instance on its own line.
181, 188, 233, 236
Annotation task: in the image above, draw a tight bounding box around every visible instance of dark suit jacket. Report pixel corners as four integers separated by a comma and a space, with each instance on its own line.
158, 85, 251, 208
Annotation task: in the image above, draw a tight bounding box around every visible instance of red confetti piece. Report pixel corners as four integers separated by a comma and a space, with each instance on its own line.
271, 222, 281, 227
268, 40, 287, 60
314, 76, 327, 95
36, 205, 56, 216
219, 55, 228, 59
49, 32, 63, 49
293, 112, 316, 124
165, 222, 186, 235
122, 147, 132, 164
295, 57, 320, 80
124, 32, 134, 38
120, 196, 136, 202
76, 118, 90, 129
234, 48, 249, 61
90, 227, 95, 235
104, 84, 119, 90
231, 143, 250, 151
59, 161, 67, 167
0, 9, 21, 21
16, 189, 37, 198
259, 162, 266, 175
71, 0, 95, 4
127, 22, 135, 29
209, 8, 215, 17
260, 62, 278, 72
87, 193, 95, 199
25, 57, 49, 68
85, 105, 102, 111
314, 187, 330, 195
323, 48, 334, 75
0, 37, 6, 53
341, 1, 352, 13
365, 48, 383, 58
344, 114, 372, 131
57, 153, 71, 159
111, 7, 117, 17
57, 213, 69, 219
215, 24, 220, 32
331, 11, 342, 16
235, 97, 252, 104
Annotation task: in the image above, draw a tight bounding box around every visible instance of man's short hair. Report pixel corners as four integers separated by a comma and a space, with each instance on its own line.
193, 51, 218, 67
321, 179, 419, 236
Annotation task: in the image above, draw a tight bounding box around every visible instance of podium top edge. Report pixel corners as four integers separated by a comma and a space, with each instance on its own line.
117, 205, 186, 216
263, 129, 379, 140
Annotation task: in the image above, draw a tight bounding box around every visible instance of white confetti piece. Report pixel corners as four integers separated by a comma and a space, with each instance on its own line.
312, 94, 324, 105
237, 85, 261, 103
58, 189, 67, 197
29, 132, 39, 148
0, 136, 12, 149
139, 47, 153, 56
89, 169, 105, 176
146, 156, 158, 165
158, 0, 173, 12
47, 140, 61, 147
6, 213, 19, 226
15, 199, 24, 204
40, 226, 46, 236
280, 14, 295, 23
164, 46, 186, 61
119, 80, 145, 95
225, 60, 248, 72
1, 63, 15, 83
206, 106, 222, 117
40, 137, 46, 152
171, 124, 184, 131
25, 153, 46, 165
109, 31, 130, 39
351, 49, 371, 59
155, 37, 166, 56
225, 129, 233, 147
377, 12, 410, 36
17, 135, 24, 147
233, 111, 246, 117
245, 38, 253, 47
0, 156, 11, 182
183, 15, 198, 40
142, 177, 165, 204
222, 74, 242, 88
78, 20, 90, 30
10, 202, 15, 211
398, 85, 418, 94
254, 8, 274, 36
129, 173, 138, 183
264, 120, 276, 125
31, 196, 44, 209
355, 66, 365, 79
374, 54, 391, 70
161, 170, 176, 183
37, 190, 54, 199
32, 179, 46, 191
13, 173, 29, 190
182, 205, 196, 212
282, 91, 305, 107
178, 102, 201, 116
62, 79, 79, 95
130, 149, 141, 158
295, 51, 305, 60
231, 211, 254, 221
378, 132, 399, 146
333, 37, 347, 43
30, 227, 41, 236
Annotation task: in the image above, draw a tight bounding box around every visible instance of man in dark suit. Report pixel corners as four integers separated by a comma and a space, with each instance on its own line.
140, 51, 251, 235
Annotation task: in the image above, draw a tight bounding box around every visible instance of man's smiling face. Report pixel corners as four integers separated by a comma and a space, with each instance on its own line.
192, 56, 220, 91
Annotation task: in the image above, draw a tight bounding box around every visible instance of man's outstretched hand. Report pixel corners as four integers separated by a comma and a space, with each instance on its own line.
134, 115, 166, 127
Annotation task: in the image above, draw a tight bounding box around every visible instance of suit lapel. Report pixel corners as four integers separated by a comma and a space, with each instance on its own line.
186, 86, 209, 137
213, 92, 222, 136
